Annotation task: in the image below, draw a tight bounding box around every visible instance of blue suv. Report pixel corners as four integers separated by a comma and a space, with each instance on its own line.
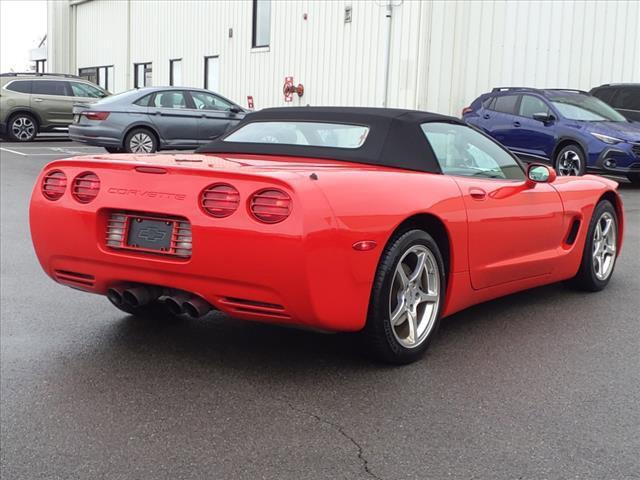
463, 88, 640, 184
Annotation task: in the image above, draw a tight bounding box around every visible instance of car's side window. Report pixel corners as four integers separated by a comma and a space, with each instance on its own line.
421, 122, 525, 180
152, 91, 188, 109
191, 91, 233, 111
518, 95, 551, 118
489, 94, 518, 114
133, 93, 153, 107
612, 87, 640, 111
5, 80, 32, 94
592, 87, 616, 104
69, 82, 105, 98
31, 80, 70, 96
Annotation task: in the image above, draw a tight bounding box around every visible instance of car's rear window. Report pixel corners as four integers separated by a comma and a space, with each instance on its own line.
5, 80, 32, 94
223, 121, 370, 149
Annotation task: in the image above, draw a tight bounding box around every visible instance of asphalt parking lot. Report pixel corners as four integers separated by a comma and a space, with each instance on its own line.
1, 138, 639, 480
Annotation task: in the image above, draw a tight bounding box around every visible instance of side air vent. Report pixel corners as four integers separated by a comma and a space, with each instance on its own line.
54, 269, 95, 288
565, 219, 581, 245
219, 297, 290, 320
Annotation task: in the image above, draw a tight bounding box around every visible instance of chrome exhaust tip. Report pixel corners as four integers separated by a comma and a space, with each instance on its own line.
122, 285, 161, 307
182, 296, 213, 318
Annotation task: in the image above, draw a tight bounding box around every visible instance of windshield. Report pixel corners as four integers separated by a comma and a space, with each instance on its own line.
223, 121, 370, 149
550, 94, 627, 122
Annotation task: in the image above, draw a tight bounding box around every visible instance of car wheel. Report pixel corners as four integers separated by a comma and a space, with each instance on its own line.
555, 144, 586, 176
364, 229, 446, 364
124, 128, 158, 153
627, 173, 640, 185
571, 200, 618, 292
7, 113, 38, 142
104, 146, 123, 154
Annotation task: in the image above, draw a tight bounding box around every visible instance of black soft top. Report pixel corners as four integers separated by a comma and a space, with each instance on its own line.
196, 106, 464, 173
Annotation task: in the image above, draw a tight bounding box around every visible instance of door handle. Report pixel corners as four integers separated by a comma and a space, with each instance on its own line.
513, 121, 521, 127
483, 114, 490, 119
34, 98, 44, 102
469, 187, 487, 200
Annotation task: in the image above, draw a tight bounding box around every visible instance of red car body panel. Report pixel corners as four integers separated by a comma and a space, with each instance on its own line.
29, 153, 623, 332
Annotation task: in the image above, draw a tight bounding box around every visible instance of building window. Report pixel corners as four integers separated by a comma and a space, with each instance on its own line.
252, 0, 271, 48
79, 66, 114, 92
134, 62, 152, 88
204, 56, 219, 92
35, 59, 46, 73
169, 59, 182, 86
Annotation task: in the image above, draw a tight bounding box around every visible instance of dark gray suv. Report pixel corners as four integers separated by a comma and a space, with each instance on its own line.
69, 87, 246, 153
590, 84, 640, 122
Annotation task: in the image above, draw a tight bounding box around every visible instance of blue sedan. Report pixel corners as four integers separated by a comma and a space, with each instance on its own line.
69, 87, 246, 153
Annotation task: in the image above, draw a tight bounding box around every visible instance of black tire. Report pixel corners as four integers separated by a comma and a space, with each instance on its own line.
7, 113, 38, 142
363, 229, 446, 364
571, 200, 618, 291
124, 128, 158, 153
627, 173, 640, 186
104, 146, 123, 154
555, 144, 586, 176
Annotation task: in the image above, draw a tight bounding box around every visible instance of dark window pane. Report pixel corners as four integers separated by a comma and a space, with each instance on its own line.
591, 87, 616, 104
612, 87, 640, 110
31, 80, 69, 96
492, 95, 518, 114
6, 80, 32, 93
191, 91, 233, 111
134, 94, 153, 107
252, 0, 271, 47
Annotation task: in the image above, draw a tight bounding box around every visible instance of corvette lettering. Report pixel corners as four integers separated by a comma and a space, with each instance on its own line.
107, 188, 186, 200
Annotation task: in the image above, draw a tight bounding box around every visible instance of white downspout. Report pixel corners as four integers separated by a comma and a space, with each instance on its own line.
381, 1, 393, 107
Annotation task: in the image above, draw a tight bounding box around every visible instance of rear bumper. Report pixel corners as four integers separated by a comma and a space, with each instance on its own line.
68, 124, 123, 148
29, 160, 374, 332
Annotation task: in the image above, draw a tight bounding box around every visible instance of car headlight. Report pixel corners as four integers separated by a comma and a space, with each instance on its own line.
591, 132, 623, 144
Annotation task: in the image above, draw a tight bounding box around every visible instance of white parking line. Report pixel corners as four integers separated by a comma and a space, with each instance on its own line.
0, 147, 27, 156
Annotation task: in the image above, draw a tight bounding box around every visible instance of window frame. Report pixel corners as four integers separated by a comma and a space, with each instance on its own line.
133, 62, 152, 88
252, 0, 271, 48
189, 89, 235, 112
169, 58, 182, 87
150, 90, 194, 110
203, 55, 220, 91
78, 65, 113, 92
4, 80, 33, 94
487, 93, 520, 115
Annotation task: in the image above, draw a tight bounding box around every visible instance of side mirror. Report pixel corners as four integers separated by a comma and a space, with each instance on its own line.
228, 106, 242, 114
527, 164, 556, 185
532, 112, 555, 124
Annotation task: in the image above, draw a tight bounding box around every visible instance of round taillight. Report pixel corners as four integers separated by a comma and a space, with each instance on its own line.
250, 189, 292, 224
41, 170, 67, 201
72, 172, 100, 203
201, 183, 240, 218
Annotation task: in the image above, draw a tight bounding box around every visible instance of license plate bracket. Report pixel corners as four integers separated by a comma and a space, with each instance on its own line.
127, 218, 173, 251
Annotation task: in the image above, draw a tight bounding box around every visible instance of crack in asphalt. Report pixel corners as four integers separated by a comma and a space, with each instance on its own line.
276, 398, 382, 480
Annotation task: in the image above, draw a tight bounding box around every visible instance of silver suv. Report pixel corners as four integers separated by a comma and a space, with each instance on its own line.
0, 72, 108, 142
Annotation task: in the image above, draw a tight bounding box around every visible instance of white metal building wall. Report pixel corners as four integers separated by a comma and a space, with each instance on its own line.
48, 0, 640, 116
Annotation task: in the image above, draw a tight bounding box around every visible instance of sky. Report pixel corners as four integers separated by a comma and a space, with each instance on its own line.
0, 0, 47, 72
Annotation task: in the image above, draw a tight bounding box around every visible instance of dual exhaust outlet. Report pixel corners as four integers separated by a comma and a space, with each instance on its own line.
107, 285, 213, 318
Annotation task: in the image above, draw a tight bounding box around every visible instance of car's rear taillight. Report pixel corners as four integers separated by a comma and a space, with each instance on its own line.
72, 172, 100, 203
81, 111, 110, 121
41, 170, 67, 201
462, 107, 473, 115
250, 189, 292, 224
200, 184, 240, 218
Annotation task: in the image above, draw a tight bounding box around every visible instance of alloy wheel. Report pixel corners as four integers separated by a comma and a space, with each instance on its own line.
129, 133, 154, 153
11, 116, 35, 141
592, 211, 616, 281
558, 150, 581, 176
388, 245, 440, 348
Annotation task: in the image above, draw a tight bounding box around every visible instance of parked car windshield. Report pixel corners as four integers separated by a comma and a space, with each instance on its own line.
224, 121, 370, 149
421, 122, 524, 180
550, 94, 627, 122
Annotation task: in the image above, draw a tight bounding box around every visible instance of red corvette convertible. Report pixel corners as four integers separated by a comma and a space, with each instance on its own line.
30, 107, 624, 363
